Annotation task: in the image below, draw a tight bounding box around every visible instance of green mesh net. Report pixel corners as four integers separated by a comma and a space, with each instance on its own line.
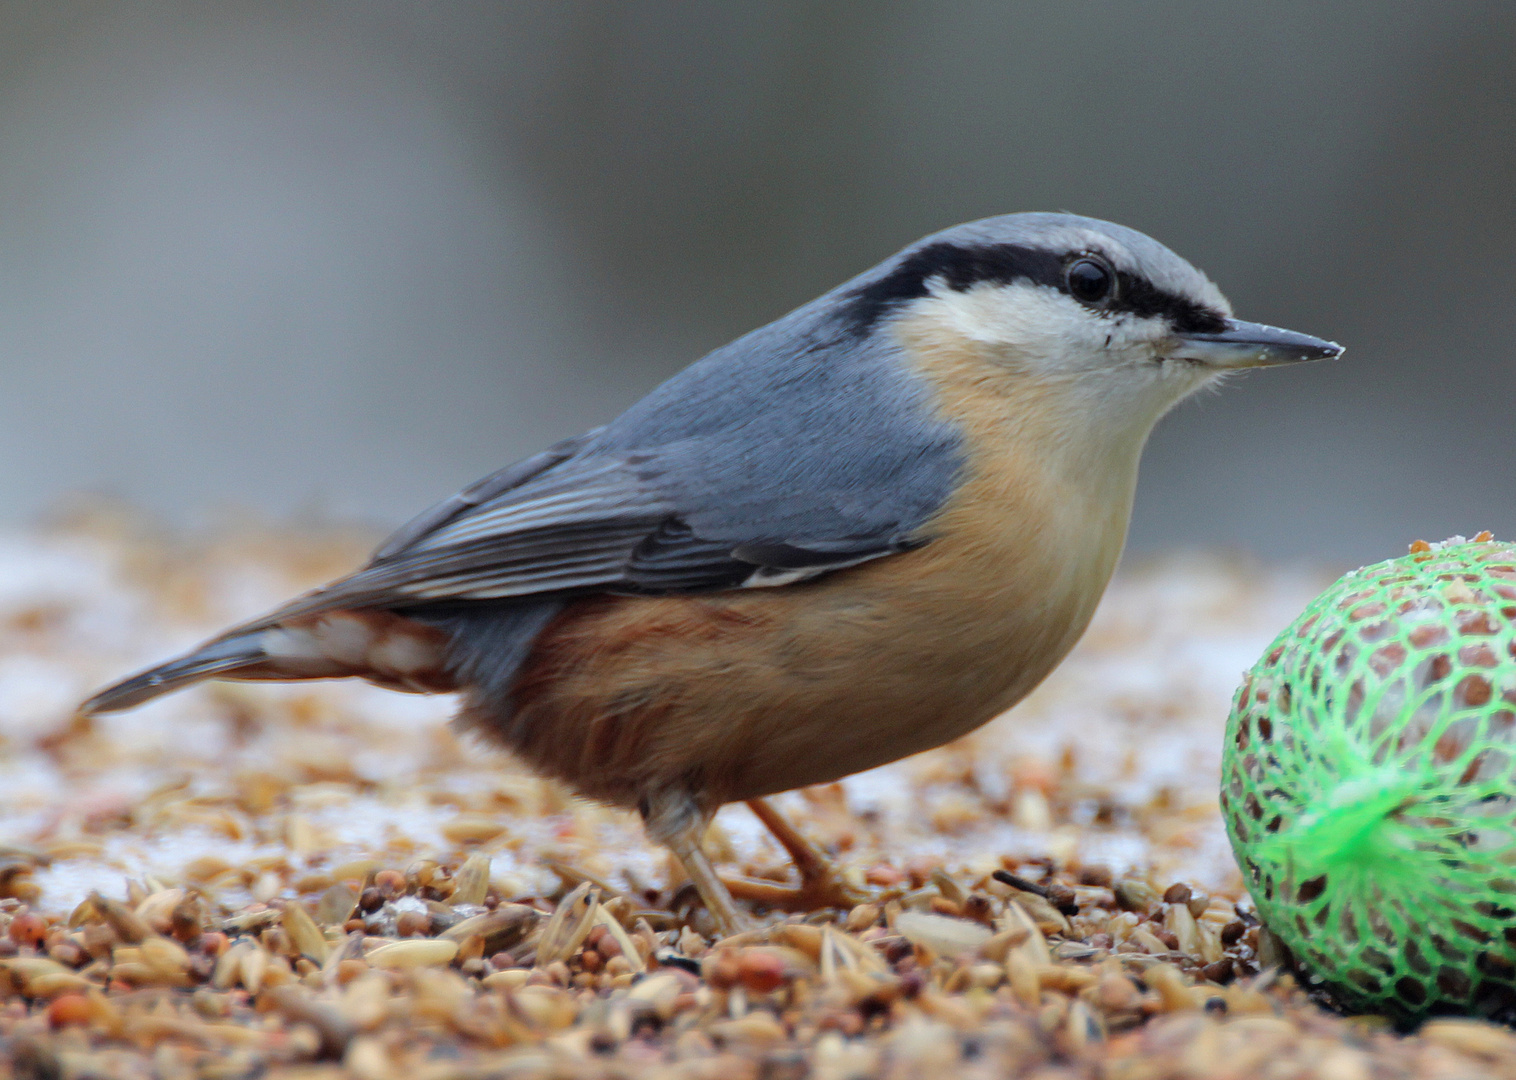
1221, 539, 1516, 1024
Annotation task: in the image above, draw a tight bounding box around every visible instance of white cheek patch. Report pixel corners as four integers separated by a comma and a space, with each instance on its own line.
910, 280, 1167, 374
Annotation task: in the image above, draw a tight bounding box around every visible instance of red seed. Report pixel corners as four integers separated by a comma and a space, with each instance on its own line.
47, 994, 93, 1027
736, 948, 786, 994
8, 913, 45, 948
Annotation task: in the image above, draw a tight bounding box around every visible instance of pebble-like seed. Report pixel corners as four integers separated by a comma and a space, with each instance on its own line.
395, 911, 431, 938
1201, 958, 1235, 984
736, 949, 786, 994
45, 994, 91, 1027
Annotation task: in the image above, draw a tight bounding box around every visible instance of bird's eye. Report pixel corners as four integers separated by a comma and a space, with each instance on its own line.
1066, 258, 1114, 306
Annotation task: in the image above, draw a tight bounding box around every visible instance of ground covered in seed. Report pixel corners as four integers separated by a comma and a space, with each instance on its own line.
0, 506, 1513, 1079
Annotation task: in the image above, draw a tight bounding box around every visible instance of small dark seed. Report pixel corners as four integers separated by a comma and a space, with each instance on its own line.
1046, 884, 1079, 916
961, 894, 993, 923
1220, 920, 1246, 946
1163, 883, 1192, 905
1078, 865, 1113, 888
1201, 958, 1235, 984
883, 937, 914, 964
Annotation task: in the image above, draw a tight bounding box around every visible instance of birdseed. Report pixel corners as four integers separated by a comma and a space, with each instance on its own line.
0, 504, 1505, 1077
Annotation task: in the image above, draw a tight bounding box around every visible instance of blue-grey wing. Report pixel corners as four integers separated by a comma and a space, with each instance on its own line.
266, 305, 964, 617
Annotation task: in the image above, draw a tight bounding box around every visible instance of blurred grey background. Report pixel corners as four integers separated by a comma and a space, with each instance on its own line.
0, 2, 1510, 567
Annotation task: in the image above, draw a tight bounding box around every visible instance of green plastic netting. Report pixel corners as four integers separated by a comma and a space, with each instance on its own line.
1221, 539, 1516, 1024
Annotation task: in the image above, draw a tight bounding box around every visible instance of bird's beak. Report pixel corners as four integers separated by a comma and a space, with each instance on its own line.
1166, 319, 1343, 369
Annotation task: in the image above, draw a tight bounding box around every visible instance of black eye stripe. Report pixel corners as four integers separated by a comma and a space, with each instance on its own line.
838, 241, 1226, 336
1112, 269, 1227, 334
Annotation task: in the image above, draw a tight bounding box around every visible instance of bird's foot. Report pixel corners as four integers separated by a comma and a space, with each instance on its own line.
719, 865, 868, 914
717, 797, 869, 914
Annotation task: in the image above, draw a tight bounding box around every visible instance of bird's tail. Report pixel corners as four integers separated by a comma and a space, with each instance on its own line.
81, 633, 271, 714
80, 609, 456, 716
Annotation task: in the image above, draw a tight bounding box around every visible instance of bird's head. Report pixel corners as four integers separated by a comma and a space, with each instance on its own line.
839, 212, 1340, 453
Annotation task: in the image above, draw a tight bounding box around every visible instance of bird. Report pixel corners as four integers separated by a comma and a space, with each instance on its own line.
81, 212, 1341, 934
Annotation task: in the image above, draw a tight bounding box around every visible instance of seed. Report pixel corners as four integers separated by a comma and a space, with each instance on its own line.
1201, 958, 1235, 984
535, 883, 598, 965
846, 904, 881, 932
46, 993, 93, 1027
373, 870, 406, 898
9, 913, 46, 948
894, 910, 993, 958
626, 972, 683, 1019
441, 815, 506, 846
736, 949, 787, 994
365, 938, 459, 969
281, 903, 330, 964
241, 948, 270, 993
345, 1036, 395, 1080
1036, 963, 1096, 993
438, 905, 538, 955
707, 1010, 787, 1047
1421, 1018, 1516, 1058
315, 884, 359, 927
482, 967, 530, 991
702, 950, 741, 990
395, 910, 431, 938
451, 854, 493, 907
979, 926, 1031, 962
1079, 865, 1114, 887
135, 889, 186, 935
25, 971, 94, 998
1045, 884, 1079, 916
1092, 969, 1141, 1012
1166, 903, 1200, 955
1115, 880, 1160, 913
512, 984, 577, 1030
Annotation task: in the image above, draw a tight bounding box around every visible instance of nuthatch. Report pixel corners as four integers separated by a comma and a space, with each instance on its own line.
83, 213, 1340, 933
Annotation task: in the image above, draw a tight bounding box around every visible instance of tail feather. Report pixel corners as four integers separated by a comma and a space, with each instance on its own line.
81, 608, 460, 716
81, 633, 268, 715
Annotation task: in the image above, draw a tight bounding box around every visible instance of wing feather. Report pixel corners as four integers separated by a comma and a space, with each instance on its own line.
231, 322, 965, 625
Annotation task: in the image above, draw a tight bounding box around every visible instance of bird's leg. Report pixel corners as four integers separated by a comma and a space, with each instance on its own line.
720, 796, 867, 913
640, 789, 751, 937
